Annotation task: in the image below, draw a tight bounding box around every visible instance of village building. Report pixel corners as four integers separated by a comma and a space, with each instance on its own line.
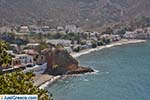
123, 31, 137, 39
15, 54, 34, 64
110, 35, 121, 41
29, 25, 43, 34
19, 26, 30, 34
27, 43, 40, 49
41, 26, 51, 34
57, 26, 64, 31
65, 24, 82, 33
23, 49, 38, 55
46, 39, 72, 47
9, 44, 19, 53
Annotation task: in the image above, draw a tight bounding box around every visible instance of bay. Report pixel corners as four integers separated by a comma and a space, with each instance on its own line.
47, 42, 150, 100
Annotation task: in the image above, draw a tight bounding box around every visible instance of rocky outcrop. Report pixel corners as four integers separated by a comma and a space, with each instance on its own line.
66, 66, 94, 75
43, 48, 94, 75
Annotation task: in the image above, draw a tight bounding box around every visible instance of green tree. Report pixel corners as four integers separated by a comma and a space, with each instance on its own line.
0, 40, 12, 74
91, 42, 97, 48
102, 27, 114, 34
36, 42, 49, 53
0, 72, 51, 100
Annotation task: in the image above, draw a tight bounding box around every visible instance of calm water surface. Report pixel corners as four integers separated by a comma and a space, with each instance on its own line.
47, 42, 150, 100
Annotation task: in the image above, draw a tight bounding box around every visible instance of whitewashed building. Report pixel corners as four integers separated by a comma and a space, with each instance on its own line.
41, 26, 51, 34
65, 25, 82, 33
15, 54, 34, 64
19, 26, 30, 33
27, 43, 40, 48
46, 39, 71, 46
123, 31, 137, 39
29, 25, 43, 34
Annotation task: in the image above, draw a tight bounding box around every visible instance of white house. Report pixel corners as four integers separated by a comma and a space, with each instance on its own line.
110, 35, 121, 41
57, 26, 64, 31
65, 24, 81, 33
41, 26, 50, 34
46, 39, 71, 46
123, 31, 137, 39
27, 43, 40, 48
15, 54, 34, 64
29, 25, 43, 34
19, 26, 30, 33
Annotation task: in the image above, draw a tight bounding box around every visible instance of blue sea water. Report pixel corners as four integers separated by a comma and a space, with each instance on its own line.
47, 42, 150, 100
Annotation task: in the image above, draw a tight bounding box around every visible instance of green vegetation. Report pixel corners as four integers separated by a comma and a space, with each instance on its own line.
36, 42, 49, 53
102, 27, 114, 35
73, 46, 80, 52
91, 42, 97, 48
0, 41, 52, 100
101, 38, 111, 44
0, 40, 12, 74
0, 72, 51, 100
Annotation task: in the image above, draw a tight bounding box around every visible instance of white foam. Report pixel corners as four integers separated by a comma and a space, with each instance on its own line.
83, 79, 89, 82
39, 76, 61, 89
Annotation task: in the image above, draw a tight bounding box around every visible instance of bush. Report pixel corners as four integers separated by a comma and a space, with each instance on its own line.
92, 42, 97, 48
0, 72, 51, 100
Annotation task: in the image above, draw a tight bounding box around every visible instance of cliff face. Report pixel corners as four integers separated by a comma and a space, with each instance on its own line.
44, 49, 93, 75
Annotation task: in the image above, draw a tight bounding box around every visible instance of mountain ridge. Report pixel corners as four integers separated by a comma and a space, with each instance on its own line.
0, 0, 150, 29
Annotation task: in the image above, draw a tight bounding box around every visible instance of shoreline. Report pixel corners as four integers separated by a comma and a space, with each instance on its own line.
71, 39, 146, 58
38, 39, 146, 89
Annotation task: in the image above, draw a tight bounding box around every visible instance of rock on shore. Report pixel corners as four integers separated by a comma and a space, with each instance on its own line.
66, 66, 94, 74
43, 48, 94, 75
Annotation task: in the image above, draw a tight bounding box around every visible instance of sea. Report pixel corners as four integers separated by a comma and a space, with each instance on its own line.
47, 42, 150, 100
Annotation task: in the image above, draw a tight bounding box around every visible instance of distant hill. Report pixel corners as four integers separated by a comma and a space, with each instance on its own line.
0, 0, 150, 29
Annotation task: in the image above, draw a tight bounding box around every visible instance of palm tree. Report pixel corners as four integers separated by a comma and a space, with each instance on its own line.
0, 40, 12, 74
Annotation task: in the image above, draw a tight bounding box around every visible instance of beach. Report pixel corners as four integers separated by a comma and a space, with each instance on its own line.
35, 39, 146, 89
71, 39, 146, 58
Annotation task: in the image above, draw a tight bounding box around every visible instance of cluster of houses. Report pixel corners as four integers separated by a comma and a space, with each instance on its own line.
3, 43, 47, 74
3, 30, 122, 72
3, 24, 150, 74
0, 24, 83, 35
123, 27, 150, 39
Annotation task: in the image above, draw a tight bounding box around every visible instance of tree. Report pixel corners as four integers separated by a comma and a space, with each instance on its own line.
97, 40, 105, 46
102, 38, 111, 44
0, 40, 12, 74
102, 27, 114, 34
0, 72, 51, 100
91, 42, 97, 48
36, 42, 49, 53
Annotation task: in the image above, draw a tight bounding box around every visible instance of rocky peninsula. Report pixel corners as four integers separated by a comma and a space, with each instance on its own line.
33, 46, 94, 88
34, 39, 146, 88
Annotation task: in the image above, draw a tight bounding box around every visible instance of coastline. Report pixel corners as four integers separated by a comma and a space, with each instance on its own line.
71, 39, 146, 58
37, 39, 146, 89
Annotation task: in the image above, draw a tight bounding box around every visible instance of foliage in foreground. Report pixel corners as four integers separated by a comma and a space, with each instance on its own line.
0, 40, 12, 68
0, 72, 51, 100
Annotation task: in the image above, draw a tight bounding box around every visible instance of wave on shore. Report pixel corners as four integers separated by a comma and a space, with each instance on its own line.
39, 76, 61, 89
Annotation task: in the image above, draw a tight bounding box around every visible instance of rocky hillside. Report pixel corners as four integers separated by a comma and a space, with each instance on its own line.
0, 0, 150, 29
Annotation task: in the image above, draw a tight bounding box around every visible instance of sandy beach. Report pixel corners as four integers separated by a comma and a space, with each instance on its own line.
36, 39, 146, 89
71, 39, 146, 58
